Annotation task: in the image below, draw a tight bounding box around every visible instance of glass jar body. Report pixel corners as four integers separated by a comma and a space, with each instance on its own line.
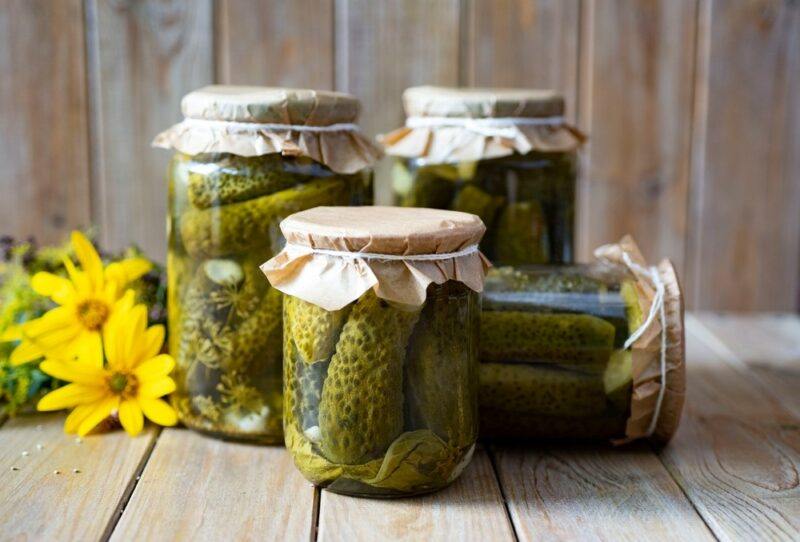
480, 264, 640, 440
394, 151, 577, 264
167, 152, 373, 443
284, 282, 479, 497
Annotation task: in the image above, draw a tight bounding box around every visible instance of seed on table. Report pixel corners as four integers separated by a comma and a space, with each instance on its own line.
10, 466, 19, 471
72, 468, 81, 474
53, 469, 61, 475
21, 451, 29, 457
74, 437, 82, 445
36, 444, 44, 451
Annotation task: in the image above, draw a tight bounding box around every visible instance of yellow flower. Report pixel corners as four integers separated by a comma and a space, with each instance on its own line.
36, 301, 177, 436
2, 231, 151, 366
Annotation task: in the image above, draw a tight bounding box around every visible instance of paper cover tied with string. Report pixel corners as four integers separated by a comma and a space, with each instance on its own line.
479, 235, 685, 444
262, 206, 490, 497
379, 86, 585, 164
153, 85, 382, 174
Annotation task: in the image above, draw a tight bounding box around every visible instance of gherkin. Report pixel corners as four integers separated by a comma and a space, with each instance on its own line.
479, 363, 617, 418
493, 201, 549, 264
284, 295, 352, 364
318, 292, 421, 465
180, 179, 350, 258
284, 338, 329, 432
480, 311, 616, 368
404, 283, 477, 448
398, 170, 456, 208
187, 154, 297, 209
449, 184, 504, 231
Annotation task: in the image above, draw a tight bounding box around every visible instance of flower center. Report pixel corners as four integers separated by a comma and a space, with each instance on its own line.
107, 372, 138, 399
76, 299, 110, 331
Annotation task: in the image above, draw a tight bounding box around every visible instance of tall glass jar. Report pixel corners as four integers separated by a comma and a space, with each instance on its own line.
263, 206, 489, 496
382, 86, 584, 264
155, 87, 380, 443
478, 239, 685, 443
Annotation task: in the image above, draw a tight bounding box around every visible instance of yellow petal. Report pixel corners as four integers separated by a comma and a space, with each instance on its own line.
21, 306, 75, 337
105, 258, 152, 287
138, 377, 176, 398
73, 331, 104, 368
31, 272, 76, 305
64, 403, 96, 434
134, 354, 175, 381
9, 340, 43, 366
139, 398, 177, 427
62, 256, 90, 294
39, 359, 107, 385
77, 396, 119, 437
136, 325, 165, 363
71, 231, 104, 292
118, 399, 144, 436
1, 325, 21, 342
37, 383, 106, 411
119, 305, 147, 371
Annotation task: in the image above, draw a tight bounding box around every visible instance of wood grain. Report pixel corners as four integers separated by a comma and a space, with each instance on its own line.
335, 0, 461, 204
693, 313, 800, 419
0, 0, 91, 245
658, 315, 800, 541
493, 442, 713, 541
579, 0, 698, 275
217, 0, 334, 89
464, 0, 580, 122
686, 0, 800, 310
317, 448, 515, 542
110, 428, 315, 542
85, 0, 214, 262
0, 413, 157, 541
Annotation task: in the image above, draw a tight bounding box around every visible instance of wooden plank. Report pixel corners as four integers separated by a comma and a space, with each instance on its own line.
110, 428, 315, 542
492, 443, 713, 541
693, 312, 800, 419
335, 0, 461, 204
464, 0, 580, 122
317, 448, 515, 542
85, 0, 214, 262
0, 413, 157, 541
658, 315, 800, 541
217, 0, 334, 89
686, 0, 800, 310
578, 0, 698, 275
0, 0, 91, 244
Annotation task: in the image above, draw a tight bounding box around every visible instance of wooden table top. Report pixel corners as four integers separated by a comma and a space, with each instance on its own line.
1, 313, 799, 542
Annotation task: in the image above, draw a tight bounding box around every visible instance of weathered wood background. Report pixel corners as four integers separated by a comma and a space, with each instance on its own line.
1, 0, 798, 311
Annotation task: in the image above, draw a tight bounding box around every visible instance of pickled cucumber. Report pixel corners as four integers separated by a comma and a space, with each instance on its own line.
187, 154, 297, 208
318, 292, 421, 464
285, 295, 352, 364
180, 178, 350, 258
398, 170, 455, 208
479, 363, 613, 418
404, 283, 477, 447
480, 312, 616, 367
449, 184, 504, 230
493, 201, 549, 264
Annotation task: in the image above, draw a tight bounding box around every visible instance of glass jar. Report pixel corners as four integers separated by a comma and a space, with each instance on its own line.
382, 86, 584, 265
479, 264, 642, 440
393, 150, 576, 263
262, 206, 488, 497
156, 86, 380, 443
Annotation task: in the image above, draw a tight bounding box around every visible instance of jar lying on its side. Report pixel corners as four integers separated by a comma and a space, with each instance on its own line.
382, 86, 585, 264
154, 86, 379, 443
479, 237, 686, 443
263, 206, 489, 497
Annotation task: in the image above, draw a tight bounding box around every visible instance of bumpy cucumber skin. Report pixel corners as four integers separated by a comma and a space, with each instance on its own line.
187, 154, 297, 208
493, 201, 549, 264
449, 184, 504, 231
318, 292, 421, 465
180, 178, 350, 258
404, 283, 479, 448
480, 311, 616, 367
285, 295, 352, 364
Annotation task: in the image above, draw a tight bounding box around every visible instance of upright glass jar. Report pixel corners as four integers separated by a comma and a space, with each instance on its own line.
382, 86, 585, 264
478, 238, 685, 443
154, 86, 380, 443
263, 206, 489, 497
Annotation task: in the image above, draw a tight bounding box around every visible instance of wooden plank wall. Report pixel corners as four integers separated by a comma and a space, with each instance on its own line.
0, 0, 798, 311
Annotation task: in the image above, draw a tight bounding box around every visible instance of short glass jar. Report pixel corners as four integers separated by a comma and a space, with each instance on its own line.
479, 244, 685, 444
155, 86, 379, 443
263, 206, 489, 496
382, 86, 584, 265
